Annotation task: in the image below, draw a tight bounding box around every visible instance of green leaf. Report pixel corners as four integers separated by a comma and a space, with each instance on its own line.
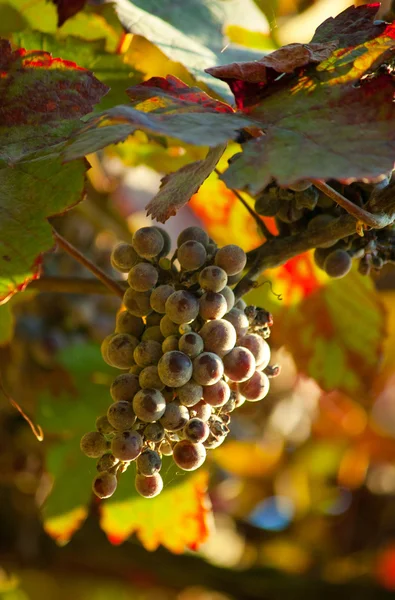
10, 31, 142, 111
0, 156, 86, 303
146, 144, 226, 222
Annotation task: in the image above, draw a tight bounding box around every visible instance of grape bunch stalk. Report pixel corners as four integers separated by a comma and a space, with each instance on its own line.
80, 226, 279, 499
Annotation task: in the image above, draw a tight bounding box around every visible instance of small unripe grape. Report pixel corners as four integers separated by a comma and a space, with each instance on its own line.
238, 334, 271, 370
150, 285, 175, 314
96, 453, 118, 472
123, 288, 152, 317
132, 227, 164, 258
223, 346, 256, 382
160, 402, 189, 431
135, 472, 163, 498
159, 440, 173, 456
199, 319, 237, 357
179, 323, 192, 335
154, 226, 171, 257
223, 308, 249, 338
190, 400, 212, 421
184, 418, 209, 443
220, 286, 235, 312
115, 311, 145, 337
160, 315, 180, 337
80, 432, 108, 458
128, 262, 158, 291
110, 373, 140, 402
162, 335, 180, 353
178, 332, 204, 358
199, 291, 227, 320
139, 365, 165, 390
107, 401, 136, 430
192, 352, 224, 385
96, 415, 115, 434
144, 422, 165, 443
203, 379, 230, 407
142, 326, 164, 343
133, 340, 162, 367
177, 226, 209, 248
158, 351, 193, 387
173, 440, 206, 471
165, 290, 199, 325
199, 265, 227, 292
215, 244, 247, 276
146, 312, 162, 327
106, 333, 139, 369
137, 449, 162, 476
111, 242, 140, 272
111, 430, 143, 461
178, 381, 203, 407
239, 371, 270, 401
132, 388, 166, 422
324, 249, 352, 278
92, 472, 118, 498
177, 240, 207, 271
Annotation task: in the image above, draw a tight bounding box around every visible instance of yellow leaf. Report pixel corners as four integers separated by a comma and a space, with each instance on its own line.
43, 506, 88, 546
213, 439, 283, 477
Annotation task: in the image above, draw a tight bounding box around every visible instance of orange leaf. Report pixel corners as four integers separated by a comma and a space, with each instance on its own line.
44, 506, 88, 546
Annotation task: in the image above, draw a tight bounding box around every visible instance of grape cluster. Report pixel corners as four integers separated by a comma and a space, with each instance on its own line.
255, 176, 395, 278
80, 226, 279, 499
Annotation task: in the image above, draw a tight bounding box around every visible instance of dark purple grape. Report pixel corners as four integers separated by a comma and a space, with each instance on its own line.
173, 440, 206, 471
190, 400, 212, 421
223, 346, 256, 382
111, 430, 143, 461
111, 243, 140, 272
239, 371, 270, 401
324, 249, 352, 278
110, 373, 140, 402
132, 227, 164, 258
137, 449, 162, 476
165, 290, 199, 325
238, 334, 271, 370
214, 244, 247, 275
177, 227, 209, 248
184, 418, 209, 443
192, 352, 224, 385
132, 388, 166, 422
199, 291, 227, 320
203, 379, 230, 407
133, 340, 162, 367
92, 472, 118, 498
158, 351, 193, 387
135, 472, 163, 498
105, 333, 139, 369
199, 319, 236, 357
199, 265, 227, 292
107, 401, 136, 430
177, 240, 207, 270
80, 432, 108, 458
128, 262, 158, 292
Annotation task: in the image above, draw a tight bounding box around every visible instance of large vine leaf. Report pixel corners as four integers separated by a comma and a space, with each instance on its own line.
0, 39, 108, 163
0, 157, 86, 303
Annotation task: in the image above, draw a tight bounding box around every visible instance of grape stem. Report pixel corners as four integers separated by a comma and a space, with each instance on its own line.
51, 228, 125, 299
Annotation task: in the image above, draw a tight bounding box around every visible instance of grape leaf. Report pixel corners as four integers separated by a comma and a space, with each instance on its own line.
100, 463, 211, 552
311, 3, 386, 46
52, 0, 86, 26
0, 39, 108, 163
0, 303, 13, 346
0, 157, 86, 303
146, 145, 226, 223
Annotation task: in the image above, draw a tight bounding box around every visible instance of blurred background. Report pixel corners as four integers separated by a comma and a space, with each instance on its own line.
2, 0, 395, 598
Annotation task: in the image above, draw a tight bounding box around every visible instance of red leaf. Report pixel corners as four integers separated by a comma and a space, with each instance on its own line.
52, 0, 87, 27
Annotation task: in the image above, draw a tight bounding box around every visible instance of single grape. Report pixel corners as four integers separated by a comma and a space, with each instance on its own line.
96, 453, 118, 472
105, 333, 139, 369
173, 440, 206, 471
177, 226, 209, 249
110, 373, 140, 402
154, 226, 171, 257
144, 422, 165, 443
96, 415, 115, 435
111, 430, 143, 461
192, 352, 224, 385
199, 265, 227, 292
162, 335, 180, 353
139, 365, 165, 390
238, 334, 271, 370
80, 432, 108, 458
178, 332, 204, 358
184, 418, 209, 443
132, 388, 166, 422
92, 472, 118, 499
137, 449, 162, 476
150, 285, 175, 314
160, 402, 189, 431
223, 346, 256, 382
178, 381, 203, 407
132, 227, 164, 258
199, 319, 237, 357
145, 312, 163, 327
223, 308, 249, 338
158, 351, 193, 387
142, 326, 164, 343
199, 291, 227, 320
133, 340, 162, 367
165, 290, 199, 325
324, 249, 352, 278
190, 400, 212, 421
115, 311, 145, 337
123, 289, 152, 317
239, 371, 270, 401
160, 315, 180, 337
177, 240, 207, 271
288, 180, 312, 192
203, 379, 230, 407
159, 440, 173, 456
214, 244, 247, 276
220, 286, 235, 312
135, 472, 163, 498
111, 242, 140, 272
128, 262, 158, 292
107, 401, 136, 430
